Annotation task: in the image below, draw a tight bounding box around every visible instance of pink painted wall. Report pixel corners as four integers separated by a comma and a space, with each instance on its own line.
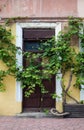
0, 0, 77, 18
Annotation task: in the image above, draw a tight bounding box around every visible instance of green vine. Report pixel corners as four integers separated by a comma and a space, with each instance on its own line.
0, 24, 17, 91
0, 17, 84, 104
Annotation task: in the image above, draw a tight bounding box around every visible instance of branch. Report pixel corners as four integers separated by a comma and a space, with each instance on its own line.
63, 71, 73, 103
62, 87, 79, 104
66, 71, 73, 92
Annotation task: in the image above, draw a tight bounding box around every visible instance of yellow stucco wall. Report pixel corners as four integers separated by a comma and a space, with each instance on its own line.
0, 24, 22, 115
64, 71, 80, 103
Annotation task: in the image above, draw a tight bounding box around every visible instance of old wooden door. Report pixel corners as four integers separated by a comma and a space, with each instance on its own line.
23, 28, 55, 111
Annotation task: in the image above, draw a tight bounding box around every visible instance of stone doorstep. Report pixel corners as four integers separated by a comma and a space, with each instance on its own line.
16, 112, 63, 118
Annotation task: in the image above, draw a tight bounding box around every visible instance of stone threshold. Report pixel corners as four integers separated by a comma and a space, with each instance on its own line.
16, 112, 62, 118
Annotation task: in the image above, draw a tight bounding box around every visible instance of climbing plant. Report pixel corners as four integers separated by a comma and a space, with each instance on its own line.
0, 24, 17, 91
0, 17, 84, 104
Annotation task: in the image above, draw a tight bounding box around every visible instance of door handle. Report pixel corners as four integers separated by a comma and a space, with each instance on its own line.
41, 97, 43, 102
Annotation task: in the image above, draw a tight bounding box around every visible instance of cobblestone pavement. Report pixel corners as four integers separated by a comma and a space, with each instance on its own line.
0, 116, 84, 130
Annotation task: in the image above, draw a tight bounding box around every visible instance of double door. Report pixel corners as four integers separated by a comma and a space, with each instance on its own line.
23, 28, 55, 111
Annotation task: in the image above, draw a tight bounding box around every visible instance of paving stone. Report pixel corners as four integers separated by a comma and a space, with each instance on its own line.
0, 116, 84, 130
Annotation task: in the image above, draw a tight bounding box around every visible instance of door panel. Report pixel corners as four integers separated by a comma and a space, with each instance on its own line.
41, 76, 55, 108
23, 87, 41, 108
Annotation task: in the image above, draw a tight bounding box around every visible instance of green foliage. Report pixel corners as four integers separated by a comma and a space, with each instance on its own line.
0, 70, 7, 91
0, 25, 17, 90
80, 100, 84, 104
0, 17, 84, 102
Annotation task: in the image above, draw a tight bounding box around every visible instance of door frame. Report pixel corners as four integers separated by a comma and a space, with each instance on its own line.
16, 22, 62, 107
